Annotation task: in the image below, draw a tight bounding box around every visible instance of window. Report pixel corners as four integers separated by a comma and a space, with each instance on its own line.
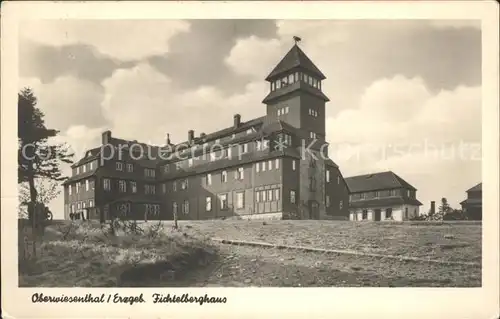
309, 176, 317, 191
276, 80, 281, 89
181, 179, 188, 190
407, 190, 410, 197
206, 173, 212, 185
76, 182, 80, 193
268, 160, 273, 170
374, 191, 379, 198
267, 189, 273, 201
188, 158, 193, 167
145, 184, 155, 195
256, 162, 260, 173
275, 159, 280, 169
220, 194, 228, 210
326, 170, 330, 183
182, 200, 189, 215
288, 74, 294, 83
116, 162, 123, 171
89, 200, 93, 207
290, 190, 296, 204
360, 192, 366, 199
310, 132, 317, 139
274, 188, 280, 201
215, 138, 220, 144
277, 109, 282, 116
71, 204, 74, 213
83, 165, 87, 173
76, 166, 80, 174
172, 181, 177, 192
240, 143, 248, 154
82, 202, 86, 209
285, 106, 289, 114
390, 189, 396, 196
77, 202, 81, 210
292, 160, 297, 171
90, 162, 94, 170
210, 152, 216, 161
221, 170, 227, 183
164, 165, 169, 173
206, 196, 212, 211
294, 72, 299, 82
162, 183, 167, 193
262, 190, 267, 202
232, 134, 236, 139
172, 202, 178, 215
405, 207, 409, 219
326, 195, 330, 207
271, 82, 275, 91
130, 181, 137, 193
127, 164, 133, 172
340, 200, 343, 209
256, 140, 262, 151
236, 192, 244, 209
256, 190, 261, 202
262, 161, 266, 172
362, 209, 368, 220
236, 167, 244, 180
385, 208, 393, 219
337, 176, 340, 185
68, 185, 72, 195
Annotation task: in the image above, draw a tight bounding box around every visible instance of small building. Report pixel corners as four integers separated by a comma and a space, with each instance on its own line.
460, 183, 482, 220
345, 171, 423, 221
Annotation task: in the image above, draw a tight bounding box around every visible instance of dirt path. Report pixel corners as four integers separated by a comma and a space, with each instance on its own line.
149, 243, 481, 287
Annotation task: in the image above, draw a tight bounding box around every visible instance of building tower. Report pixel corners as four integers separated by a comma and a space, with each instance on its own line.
262, 42, 330, 141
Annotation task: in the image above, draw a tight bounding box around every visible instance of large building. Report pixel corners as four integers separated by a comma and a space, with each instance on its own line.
63, 43, 350, 221
345, 171, 423, 221
460, 182, 482, 220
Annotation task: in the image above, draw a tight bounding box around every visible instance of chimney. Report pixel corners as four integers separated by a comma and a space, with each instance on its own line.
234, 114, 241, 128
188, 130, 194, 144
430, 201, 436, 215
102, 130, 112, 145
166, 133, 171, 145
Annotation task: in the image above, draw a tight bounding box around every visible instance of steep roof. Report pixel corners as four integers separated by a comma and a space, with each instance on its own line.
467, 183, 482, 192
345, 171, 417, 193
265, 44, 326, 81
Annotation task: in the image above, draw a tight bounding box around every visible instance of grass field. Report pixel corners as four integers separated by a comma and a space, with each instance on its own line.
18, 219, 482, 287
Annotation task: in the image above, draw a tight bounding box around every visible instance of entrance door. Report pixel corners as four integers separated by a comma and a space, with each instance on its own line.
309, 201, 320, 220
374, 209, 381, 221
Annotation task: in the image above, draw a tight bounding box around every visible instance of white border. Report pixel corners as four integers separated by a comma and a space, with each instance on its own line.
1, 1, 499, 318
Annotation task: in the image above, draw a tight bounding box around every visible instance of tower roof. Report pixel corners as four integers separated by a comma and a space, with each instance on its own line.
265, 44, 326, 81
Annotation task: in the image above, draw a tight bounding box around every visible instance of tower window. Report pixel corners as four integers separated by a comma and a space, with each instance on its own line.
294, 72, 299, 82
288, 74, 294, 84
271, 82, 275, 91
281, 77, 288, 87
276, 80, 281, 89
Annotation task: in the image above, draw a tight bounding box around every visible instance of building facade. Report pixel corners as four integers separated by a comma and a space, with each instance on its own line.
63, 43, 350, 221
460, 183, 482, 220
345, 171, 423, 221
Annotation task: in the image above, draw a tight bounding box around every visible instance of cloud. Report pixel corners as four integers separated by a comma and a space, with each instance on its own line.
19, 76, 107, 132
428, 20, 481, 30
225, 36, 282, 78
19, 20, 190, 61
101, 63, 268, 145
326, 75, 481, 210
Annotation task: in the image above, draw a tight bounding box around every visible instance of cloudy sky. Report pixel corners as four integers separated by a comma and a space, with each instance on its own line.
18, 19, 481, 218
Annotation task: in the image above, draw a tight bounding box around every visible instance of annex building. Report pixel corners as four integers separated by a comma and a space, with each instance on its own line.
63, 43, 351, 221
345, 171, 423, 221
